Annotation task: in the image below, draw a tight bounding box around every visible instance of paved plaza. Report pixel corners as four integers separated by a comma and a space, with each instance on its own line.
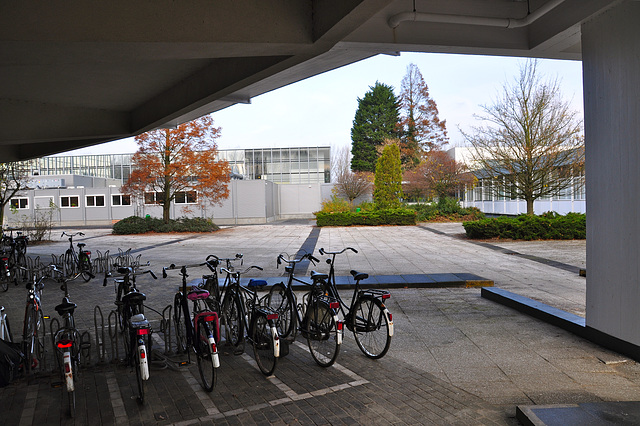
2, 221, 639, 425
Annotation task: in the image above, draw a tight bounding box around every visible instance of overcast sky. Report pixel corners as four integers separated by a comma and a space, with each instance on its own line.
63, 52, 584, 156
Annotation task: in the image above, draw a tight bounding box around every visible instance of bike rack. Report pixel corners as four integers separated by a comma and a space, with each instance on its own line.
106, 310, 122, 363
160, 304, 173, 355
49, 317, 61, 373
93, 306, 106, 363
80, 330, 92, 366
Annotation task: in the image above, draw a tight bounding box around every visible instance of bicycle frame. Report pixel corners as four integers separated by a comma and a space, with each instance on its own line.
0, 305, 11, 341
61, 232, 92, 280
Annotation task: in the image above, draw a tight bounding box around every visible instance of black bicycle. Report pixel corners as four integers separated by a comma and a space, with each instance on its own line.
106, 265, 157, 402
218, 264, 280, 376
21, 264, 53, 375
318, 247, 393, 359
199, 254, 244, 314
1, 229, 29, 288
164, 262, 220, 392
266, 252, 342, 367
61, 232, 93, 282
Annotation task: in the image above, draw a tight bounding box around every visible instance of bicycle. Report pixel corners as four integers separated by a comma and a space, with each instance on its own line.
0, 305, 11, 342
21, 264, 53, 375
266, 252, 342, 367
199, 253, 244, 314
52, 266, 95, 417
107, 264, 157, 403
1, 228, 29, 287
61, 232, 93, 282
163, 262, 220, 391
217, 264, 280, 376
318, 247, 394, 359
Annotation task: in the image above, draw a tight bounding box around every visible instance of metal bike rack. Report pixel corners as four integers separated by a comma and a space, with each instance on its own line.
160, 304, 173, 355
80, 330, 92, 366
107, 309, 122, 363
93, 306, 106, 363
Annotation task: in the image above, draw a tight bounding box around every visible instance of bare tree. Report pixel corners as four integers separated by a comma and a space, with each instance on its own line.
0, 162, 30, 226
404, 150, 475, 200
331, 145, 372, 203
462, 60, 583, 215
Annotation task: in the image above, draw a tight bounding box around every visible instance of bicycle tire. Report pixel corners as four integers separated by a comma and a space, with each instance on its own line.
2, 314, 12, 342
0, 268, 8, 292
266, 283, 296, 340
80, 257, 92, 282
35, 309, 46, 370
251, 313, 277, 376
196, 319, 216, 392
64, 251, 75, 276
221, 290, 243, 347
351, 296, 392, 359
16, 253, 28, 283
23, 305, 35, 374
173, 294, 187, 353
305, 300, 340, 367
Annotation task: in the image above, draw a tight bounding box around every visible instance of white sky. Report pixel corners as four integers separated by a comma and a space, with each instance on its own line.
63, 52, 584, 156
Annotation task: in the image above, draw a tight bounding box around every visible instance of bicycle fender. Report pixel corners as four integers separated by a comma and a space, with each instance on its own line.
209, 336, 220, 368
63, 351, 74, 392
138, 344, 149, 380
336, 316, 343, 345
271, 325, 280, 358
383, 308, 394, 337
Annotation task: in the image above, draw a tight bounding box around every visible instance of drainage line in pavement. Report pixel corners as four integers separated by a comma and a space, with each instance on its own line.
290, 227, 321, 276
418, 225, 582, 275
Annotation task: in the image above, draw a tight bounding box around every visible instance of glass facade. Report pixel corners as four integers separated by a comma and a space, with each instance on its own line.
25, 147, 331, 184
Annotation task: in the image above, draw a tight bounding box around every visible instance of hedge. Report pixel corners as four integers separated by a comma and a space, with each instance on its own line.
113, 216, 220, 234
315, 208, 417, 227
462, 212, 585, 240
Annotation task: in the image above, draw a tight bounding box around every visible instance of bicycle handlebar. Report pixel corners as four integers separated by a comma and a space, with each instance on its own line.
276, 252, 319, 268
318, 247, 358, 256
220, 265, 263, 276
61, 231, 85, 238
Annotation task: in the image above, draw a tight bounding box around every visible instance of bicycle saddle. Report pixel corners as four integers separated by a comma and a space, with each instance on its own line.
350, 270, 368, 281
122, 291, 146, 305
77, 243, 86, 249
55, 298, 77, 316
248, 279, 268, 288
187, 287, 210, 301
310, 271, 328, 281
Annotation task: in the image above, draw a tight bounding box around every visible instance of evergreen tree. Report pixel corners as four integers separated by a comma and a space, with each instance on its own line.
374, 143, 403, 209
351, 82, 401, 172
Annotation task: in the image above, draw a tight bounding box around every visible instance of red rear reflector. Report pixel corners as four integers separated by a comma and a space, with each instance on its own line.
329, 302, 339, 309
382, 294, 390, 299
388, 313, 393, 321
65, 363, 71, 373
337, 321, 343, 331
211, 343, 217, 352
137, 328, 149, 335
204, 315, 215, 322
57, 340, 73, 348
85, 251, 91, 256
140, 349, 146, 359
267, 314, 278, 320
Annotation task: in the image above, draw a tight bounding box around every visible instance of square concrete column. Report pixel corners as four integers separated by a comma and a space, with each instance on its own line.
582, 1, 640, 345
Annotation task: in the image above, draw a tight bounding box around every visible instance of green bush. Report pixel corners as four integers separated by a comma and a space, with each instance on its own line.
462, 212, 585, 240
315, 208, 417, 227
411, 198, 484, 222
113, 216, 219, 234
319, 195, 352, 213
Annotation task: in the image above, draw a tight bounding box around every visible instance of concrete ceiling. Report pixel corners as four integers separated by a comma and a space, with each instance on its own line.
0, 0, 619, 161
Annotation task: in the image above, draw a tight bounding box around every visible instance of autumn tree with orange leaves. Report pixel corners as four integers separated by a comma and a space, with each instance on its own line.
122, 116, 230, 223
403, 150, 474, 201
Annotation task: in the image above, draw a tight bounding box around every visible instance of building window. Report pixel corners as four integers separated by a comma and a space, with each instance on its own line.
175, 191, 197, 204
112, 194, 131, 206
86, 195, 105, 207
60, 196, 80, 208
144, 192, 166, 205
10, 197, 29, 210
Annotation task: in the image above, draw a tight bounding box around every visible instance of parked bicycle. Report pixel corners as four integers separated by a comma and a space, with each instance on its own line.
163, 262, 220, 391
20, 264, 53, 375
0, 305, 11, 342
61, 232, 93, 282
318, 247, 393, 359
106, 264, 156, 402
199, 253, 244, 314
217, 263, 280, 376
266, 252, 342, 367
1, 228, 29, 288
52, 266, 95, 417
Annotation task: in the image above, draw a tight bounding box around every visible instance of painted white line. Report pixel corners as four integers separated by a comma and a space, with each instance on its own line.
180, 368, 221, 416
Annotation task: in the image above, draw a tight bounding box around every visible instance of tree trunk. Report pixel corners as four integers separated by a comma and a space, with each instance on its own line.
526, 198, 535, 215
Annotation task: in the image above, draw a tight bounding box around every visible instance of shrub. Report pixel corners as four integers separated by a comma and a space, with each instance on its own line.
319, 196, 352, 213
113, 216, 219, 234
315, 208, 417, 227
462, 212, 585, 240
411, 198, 484, 222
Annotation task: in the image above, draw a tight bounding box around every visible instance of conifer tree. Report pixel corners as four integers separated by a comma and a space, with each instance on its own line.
374, 142, 403, 209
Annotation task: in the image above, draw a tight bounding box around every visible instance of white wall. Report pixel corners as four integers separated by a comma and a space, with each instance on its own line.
583, 1, 640, 344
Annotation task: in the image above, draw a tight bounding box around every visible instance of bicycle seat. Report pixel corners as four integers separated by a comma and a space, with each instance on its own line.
130, 314, 149, 328
77, 243, 86, 249
122, 291, 146, 305
187, 287, 210, 301
310, 271, 328, 282
350, 270, 369, 281
55, 298, 77, 316
248, 279, 268, 288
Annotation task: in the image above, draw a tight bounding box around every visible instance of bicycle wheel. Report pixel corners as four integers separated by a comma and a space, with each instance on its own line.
221, 290, 243, 347
64, 251, 75, 276
23, 305, 35, 374
351, 296, 392, 359
173, 294, 187, 353
251, 313, 277, 376
16, 253, 28, 283
79, 256, 92, 282
67, 353, 77, 418
305, 300, 340, 367
196, 319, 216, 392
2, 314, 12, 342
0, 266, 8, 292
135, 335, 145, 403
34, 309, 46, 370
266, 284, 296, 340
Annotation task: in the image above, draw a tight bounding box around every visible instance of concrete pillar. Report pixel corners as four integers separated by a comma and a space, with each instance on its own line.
583, 1, 640, 344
